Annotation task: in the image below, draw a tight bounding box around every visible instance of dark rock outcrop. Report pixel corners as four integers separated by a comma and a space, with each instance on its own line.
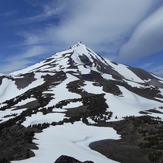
0, 124, 37, 162
54, 155, 94, 163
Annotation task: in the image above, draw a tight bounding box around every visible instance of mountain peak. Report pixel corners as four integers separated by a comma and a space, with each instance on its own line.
71, 42, 87, 49
10, 42, 163, 88
71, 42, 89, 55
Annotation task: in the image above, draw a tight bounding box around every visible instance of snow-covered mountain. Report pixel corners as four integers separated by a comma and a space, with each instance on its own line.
0, 42, 163, 163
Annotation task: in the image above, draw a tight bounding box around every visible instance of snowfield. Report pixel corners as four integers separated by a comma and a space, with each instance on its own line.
81, 80, 163, 121
107, 61, 144, 83
44, 73, 81, 108
12, 122, 120, 163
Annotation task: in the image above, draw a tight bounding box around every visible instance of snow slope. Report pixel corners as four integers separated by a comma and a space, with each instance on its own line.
12, 122, 120, 163
81, 80, 163, 121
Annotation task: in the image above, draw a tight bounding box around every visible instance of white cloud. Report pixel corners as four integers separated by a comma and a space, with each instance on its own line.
2, 0, 163, 75
20, 0, 160, 54
119, 6, 163, 63
0, 59, 31, 74
151, 65, 163, 77
16, 1, 66, 24
21, 46, 47, 58
0, 45, 48, 74
154, 69, 163, 77
54, 0, 156, 51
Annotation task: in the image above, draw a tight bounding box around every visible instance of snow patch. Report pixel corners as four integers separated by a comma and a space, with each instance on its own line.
44, 73, 81, 108
0, 73, 44, 103
12, 122, 120, 163
22, 112, 65, 127
15, 98, 36, 106
102, 74, 114, 80
63, 101, 83, 109
82, 81, 103, 94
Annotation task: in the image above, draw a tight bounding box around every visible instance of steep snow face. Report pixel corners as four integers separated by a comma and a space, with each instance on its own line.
71, 42, 107, 65
107, 61, 144, 82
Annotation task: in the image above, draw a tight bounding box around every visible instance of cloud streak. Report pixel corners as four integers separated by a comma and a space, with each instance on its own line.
20, 1, 158, 50
1, 0, 163, 77
0, 10, 17, 17
119, 6, 163, 63
1, 45, 49, 74
20, 0, 162, 55
54, 0, 156, 51
15, 0, 68, 25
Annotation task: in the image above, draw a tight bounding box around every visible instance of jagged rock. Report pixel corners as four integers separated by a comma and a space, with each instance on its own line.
54, 155, 94, 163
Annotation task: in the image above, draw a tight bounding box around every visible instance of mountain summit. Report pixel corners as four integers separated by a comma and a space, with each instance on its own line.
0, 43, 163, 163
11, 42, 163, 87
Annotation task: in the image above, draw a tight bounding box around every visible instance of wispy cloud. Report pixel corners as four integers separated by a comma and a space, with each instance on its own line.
16, 1, 65, 24
154, 69, 163, 77
140, 63, 154, 69
0, 10, 17, 17
1, 0, 163, 76
119, 6, 163, 63
0, 56, 32, 74
1, 45, 49, 74
150, 65, 163, 77
19, 46, 47, 59
19, 0, 159, 50
139, 62, 163, 77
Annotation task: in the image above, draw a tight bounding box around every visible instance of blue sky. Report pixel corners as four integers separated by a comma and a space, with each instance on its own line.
0, 0, 163, 77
